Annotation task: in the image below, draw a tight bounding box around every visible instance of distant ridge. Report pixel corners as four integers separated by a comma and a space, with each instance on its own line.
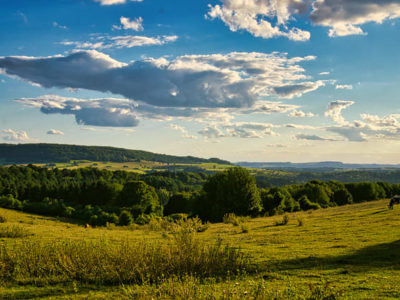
237, 161, 400, 171
0, 143, 231, 165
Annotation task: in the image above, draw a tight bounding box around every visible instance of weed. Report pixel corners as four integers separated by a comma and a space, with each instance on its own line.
0, 225, 31, 238
297, 216, 305, 227
0, 215, 6, 223
240, 224, 249, 233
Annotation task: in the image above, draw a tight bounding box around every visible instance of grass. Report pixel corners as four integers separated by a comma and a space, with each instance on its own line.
0, 199, 399, 298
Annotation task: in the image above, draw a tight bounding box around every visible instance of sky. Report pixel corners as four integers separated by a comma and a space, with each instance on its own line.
0, 0, 400, 163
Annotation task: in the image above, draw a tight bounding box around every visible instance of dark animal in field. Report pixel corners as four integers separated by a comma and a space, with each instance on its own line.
389, 196, 400, 209
84, 223, 91, 228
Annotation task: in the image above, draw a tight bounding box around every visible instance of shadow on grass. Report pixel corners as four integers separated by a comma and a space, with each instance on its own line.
269, 240, 400, 273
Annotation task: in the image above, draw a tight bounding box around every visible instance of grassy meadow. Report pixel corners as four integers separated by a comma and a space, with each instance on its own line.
0, 199, 399, 299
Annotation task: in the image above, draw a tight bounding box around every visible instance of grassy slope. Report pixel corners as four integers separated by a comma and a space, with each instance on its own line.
0, 199, 399, 299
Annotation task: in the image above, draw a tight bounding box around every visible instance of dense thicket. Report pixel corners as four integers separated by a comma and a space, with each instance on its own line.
0, 143, 230, 165
0, 165, 398, 225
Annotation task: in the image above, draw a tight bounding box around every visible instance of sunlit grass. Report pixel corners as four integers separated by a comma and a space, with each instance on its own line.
0, 199, 399, 298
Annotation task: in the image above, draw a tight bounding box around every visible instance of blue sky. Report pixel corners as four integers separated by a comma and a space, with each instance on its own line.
1, 0, 400, 163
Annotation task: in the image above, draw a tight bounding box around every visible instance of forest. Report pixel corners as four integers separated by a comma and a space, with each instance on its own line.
0, 165, 397, 226
0, 143, 230, 165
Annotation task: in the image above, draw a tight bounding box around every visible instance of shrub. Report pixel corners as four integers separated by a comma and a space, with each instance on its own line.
240, 224, 249, 233
296, 216, 305, 227
0, 215, 6, 223
119, 210, 133, 226
274, 214, 290, 226
223, 213, 240, 226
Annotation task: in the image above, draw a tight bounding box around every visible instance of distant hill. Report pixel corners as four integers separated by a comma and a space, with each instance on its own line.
237, 161, 400, 171
0, 143, 231, 165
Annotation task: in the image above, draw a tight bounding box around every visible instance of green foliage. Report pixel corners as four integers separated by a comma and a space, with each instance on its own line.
119, 181, 161, 217
299, 195, 321, 210
0, 195, 23, 210
345, 182, 386, 203
0, 143, 231, 165
119, 210, 133, 226
164, 192, 193, 215
196, 167, 262, 221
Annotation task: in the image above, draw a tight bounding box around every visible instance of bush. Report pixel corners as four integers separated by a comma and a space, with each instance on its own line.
119, 210, 133, 226
274, 214, 290, 226
0, 215, 6, 223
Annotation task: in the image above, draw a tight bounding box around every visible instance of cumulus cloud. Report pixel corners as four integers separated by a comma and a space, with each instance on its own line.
310, 0, 400, 37
47, 129, 64, 135
336, 84, 353, 90
17, 95, 139, 127
94, 0, 142, 5
207, 0, 311, 41
325, 100, 354, 125
2, 129, 33, 142
0, 50, 323, 110
288, 110, 315, 118
60, 35, 177, 50
116, 17, 144, 31
208, 0, 400, 39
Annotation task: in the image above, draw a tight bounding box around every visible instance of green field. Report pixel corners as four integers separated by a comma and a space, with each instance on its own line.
0, 199, 399, 299
32, 160, 234, 174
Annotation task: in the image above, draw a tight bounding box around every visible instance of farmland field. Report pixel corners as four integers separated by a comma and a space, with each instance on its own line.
0, 199, 399, 299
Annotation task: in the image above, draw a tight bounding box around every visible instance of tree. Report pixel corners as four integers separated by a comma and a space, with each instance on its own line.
118, 181, 161, 217
119, 210, 133, 226
164, 192, 193, 215
195, 167, 262, 221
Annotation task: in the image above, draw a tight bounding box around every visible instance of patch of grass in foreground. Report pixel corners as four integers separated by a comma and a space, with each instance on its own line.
0, 199, 399, 298
0, 222, 247, 286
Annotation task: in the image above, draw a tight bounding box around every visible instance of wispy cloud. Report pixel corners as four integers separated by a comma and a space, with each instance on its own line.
93, 0, 142, 6
336, 84, 353, 90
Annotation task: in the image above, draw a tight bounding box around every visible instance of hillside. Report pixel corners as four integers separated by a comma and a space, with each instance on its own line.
0, 143, 231, 165
0, 199, 399, 298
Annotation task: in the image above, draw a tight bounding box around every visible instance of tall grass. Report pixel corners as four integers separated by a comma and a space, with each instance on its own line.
0, 225, 31, 238
0, 220, 248, 285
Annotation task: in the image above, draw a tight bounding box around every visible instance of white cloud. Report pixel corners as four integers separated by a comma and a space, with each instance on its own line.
319, 71, 330, 75
17, 95, 139, 127
207, 0, 310, 41
94, 0, 142, 6
169, 124, 197, 139
2, 129, 33, 142
325, 100, 354, 125
310, 0, 400, 37
288, 110, 315, 118
60, 35, 178, 50
208, 0, 400, 39
199, 122, 278, 139
53, 21, 68, 30
0, 50, 324, 110
336, 84, 353, 90
47, 129, 64, 135
119, 16, 143, 31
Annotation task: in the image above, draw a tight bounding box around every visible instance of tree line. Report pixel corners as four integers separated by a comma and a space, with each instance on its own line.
0, 165, 398, 225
